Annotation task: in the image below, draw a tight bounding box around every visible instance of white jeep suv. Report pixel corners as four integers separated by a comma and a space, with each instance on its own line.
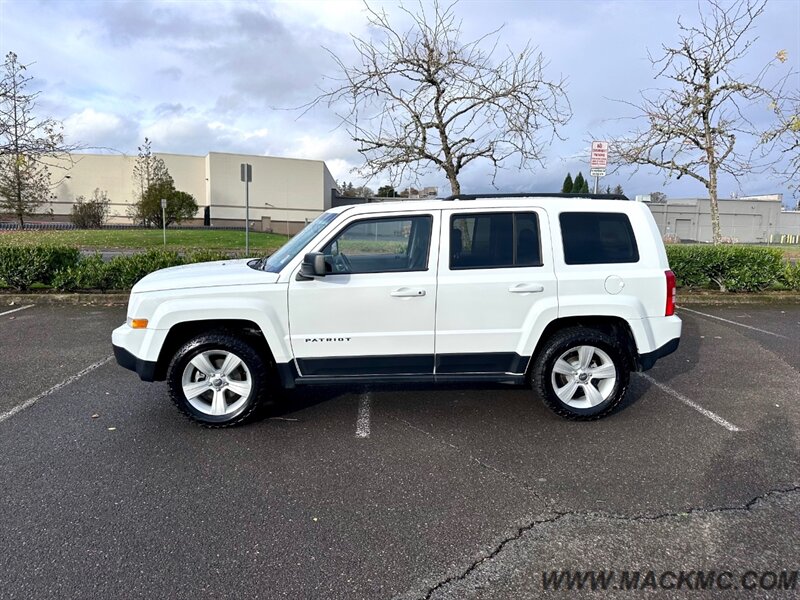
112, 193, 681, 427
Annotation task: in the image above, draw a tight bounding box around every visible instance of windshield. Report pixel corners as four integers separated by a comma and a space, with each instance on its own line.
261, 211, 339, 273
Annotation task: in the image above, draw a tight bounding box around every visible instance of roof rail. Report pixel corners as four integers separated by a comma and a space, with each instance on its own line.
443, 192, 630, 201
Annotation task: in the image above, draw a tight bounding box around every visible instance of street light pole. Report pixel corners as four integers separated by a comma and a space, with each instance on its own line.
161, 198, 167, 247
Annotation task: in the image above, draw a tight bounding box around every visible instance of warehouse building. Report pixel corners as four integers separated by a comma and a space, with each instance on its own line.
32, 157, 800, 244
641, 194, 800, 243
50, 151, 337, 234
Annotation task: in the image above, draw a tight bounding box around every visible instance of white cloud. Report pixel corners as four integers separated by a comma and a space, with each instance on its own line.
2, 0, 797, 200
63, 108, 137, 151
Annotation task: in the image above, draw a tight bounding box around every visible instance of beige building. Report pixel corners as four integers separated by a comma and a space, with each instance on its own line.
641, 194, 800, 243
50, 152, 337, 233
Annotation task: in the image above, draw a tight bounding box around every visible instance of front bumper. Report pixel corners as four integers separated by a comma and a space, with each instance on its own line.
112, 323, 164, 382
113, 344, 158, 381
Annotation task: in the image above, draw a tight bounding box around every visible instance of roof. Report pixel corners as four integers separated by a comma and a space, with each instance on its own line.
445, 192, 629, 201
328, 194, 638, 215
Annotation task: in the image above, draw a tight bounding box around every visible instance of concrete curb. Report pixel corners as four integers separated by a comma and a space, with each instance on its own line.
2, 290, 798, 307
677, 291, 800, 305
1, 292, 129, 306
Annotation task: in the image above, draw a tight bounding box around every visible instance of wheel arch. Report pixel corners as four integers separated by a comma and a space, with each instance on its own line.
154, 319, 274, 381
526, 316, 638, 376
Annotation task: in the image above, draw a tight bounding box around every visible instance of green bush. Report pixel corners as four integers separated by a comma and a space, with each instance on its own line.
664, 245, 708, 288
130, 178, 198, 228
70, 188, 110, 229
105, 250, 185, 289
53, 254, 116, 292
779, 261, 800, 291
184, 249, 238, 263
0, 246, 80, 291
666, 245, 784, 292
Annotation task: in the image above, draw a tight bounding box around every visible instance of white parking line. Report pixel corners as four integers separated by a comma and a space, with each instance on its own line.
0, 304, 34, 318
638, 373, 741, 432
0, 356, 113, 424
355, 392, 371, 438
678, 306, 786, 339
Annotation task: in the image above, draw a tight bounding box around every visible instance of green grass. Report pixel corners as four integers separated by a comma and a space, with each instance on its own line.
0, 228, 290, 253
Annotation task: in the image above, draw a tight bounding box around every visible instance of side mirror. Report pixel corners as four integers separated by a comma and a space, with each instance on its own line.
298, 252, 326, 280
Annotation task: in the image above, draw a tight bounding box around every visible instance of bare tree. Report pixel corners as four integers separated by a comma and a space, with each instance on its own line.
0, 52, 75, 226
310, 1, 571, 195
609, 0, 785, 244
763, 86, 799, 203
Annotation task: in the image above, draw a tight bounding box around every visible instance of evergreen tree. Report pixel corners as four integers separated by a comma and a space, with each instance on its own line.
612, 184, 624, 195
561, 173, 573, 193
581, 179, 589, 193
376, 185, 397, 197
572, 172, 585, 194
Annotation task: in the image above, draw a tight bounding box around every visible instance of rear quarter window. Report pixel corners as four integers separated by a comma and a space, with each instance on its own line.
559, 212, 639, 265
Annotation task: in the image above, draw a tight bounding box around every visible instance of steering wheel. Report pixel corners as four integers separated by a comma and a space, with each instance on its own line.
332, 252, 352, 273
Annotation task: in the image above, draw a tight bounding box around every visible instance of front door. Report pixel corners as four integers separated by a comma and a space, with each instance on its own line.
288, 210, 440, 377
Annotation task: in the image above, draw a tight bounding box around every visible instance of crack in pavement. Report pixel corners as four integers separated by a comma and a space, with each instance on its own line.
391, 418, 800, 600
414, 485, 800, 600
391, 416, 548, 505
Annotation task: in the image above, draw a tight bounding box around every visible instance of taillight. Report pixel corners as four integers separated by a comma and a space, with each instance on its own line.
665, 270, 676, 316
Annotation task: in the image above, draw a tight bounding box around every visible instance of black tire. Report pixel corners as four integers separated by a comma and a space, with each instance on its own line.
167, 330, 273, 428
531, 327, 630, 421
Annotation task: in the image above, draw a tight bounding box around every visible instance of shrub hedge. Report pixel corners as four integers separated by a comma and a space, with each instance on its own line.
0, 246, 236, 291
780, 261, 800, 291
0, 243, 796, 293
664, 245, 786, 292
0, 246, 81, 291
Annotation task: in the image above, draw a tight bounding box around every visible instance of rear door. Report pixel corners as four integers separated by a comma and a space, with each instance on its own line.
434, 207, 558, 375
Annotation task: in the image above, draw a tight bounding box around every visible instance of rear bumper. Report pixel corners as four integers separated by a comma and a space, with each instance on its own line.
637, 337, 680, 371
113, 344, 158, 382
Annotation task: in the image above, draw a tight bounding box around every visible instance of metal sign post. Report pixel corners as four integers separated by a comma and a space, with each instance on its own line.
161, 198, 167, 246
590, 141, 609, 194
590, 167, 606, 192
240, 163, 252, 255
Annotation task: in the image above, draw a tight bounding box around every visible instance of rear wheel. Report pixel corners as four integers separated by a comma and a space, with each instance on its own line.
532, 327, 630, 420
167, 331, 272, 427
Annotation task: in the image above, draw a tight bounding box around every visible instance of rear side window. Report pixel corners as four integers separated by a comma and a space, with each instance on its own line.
450, 212, 542, 269
559, 212, 639, 265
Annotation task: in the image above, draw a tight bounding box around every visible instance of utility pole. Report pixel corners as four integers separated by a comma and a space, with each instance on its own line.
240, 163, 252, 255
161, 198, 167, 246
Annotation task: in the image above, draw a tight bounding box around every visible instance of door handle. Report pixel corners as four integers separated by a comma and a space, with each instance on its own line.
508, 283, 544, 294
390, 288, 426, 297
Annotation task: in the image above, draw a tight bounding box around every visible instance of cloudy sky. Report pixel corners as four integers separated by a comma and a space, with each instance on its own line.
1, 0, 798, 202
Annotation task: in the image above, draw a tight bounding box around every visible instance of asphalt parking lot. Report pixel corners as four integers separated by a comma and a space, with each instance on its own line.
1, 301, 798, 599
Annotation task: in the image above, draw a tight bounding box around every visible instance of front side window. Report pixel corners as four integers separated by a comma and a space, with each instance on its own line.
559, 212, 639, 265
450, 212, 542, 269
321, 215, 433, 274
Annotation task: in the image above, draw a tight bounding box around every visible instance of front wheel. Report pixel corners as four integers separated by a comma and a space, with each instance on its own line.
532, 327, 630, 420
167, 331, 272, 427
